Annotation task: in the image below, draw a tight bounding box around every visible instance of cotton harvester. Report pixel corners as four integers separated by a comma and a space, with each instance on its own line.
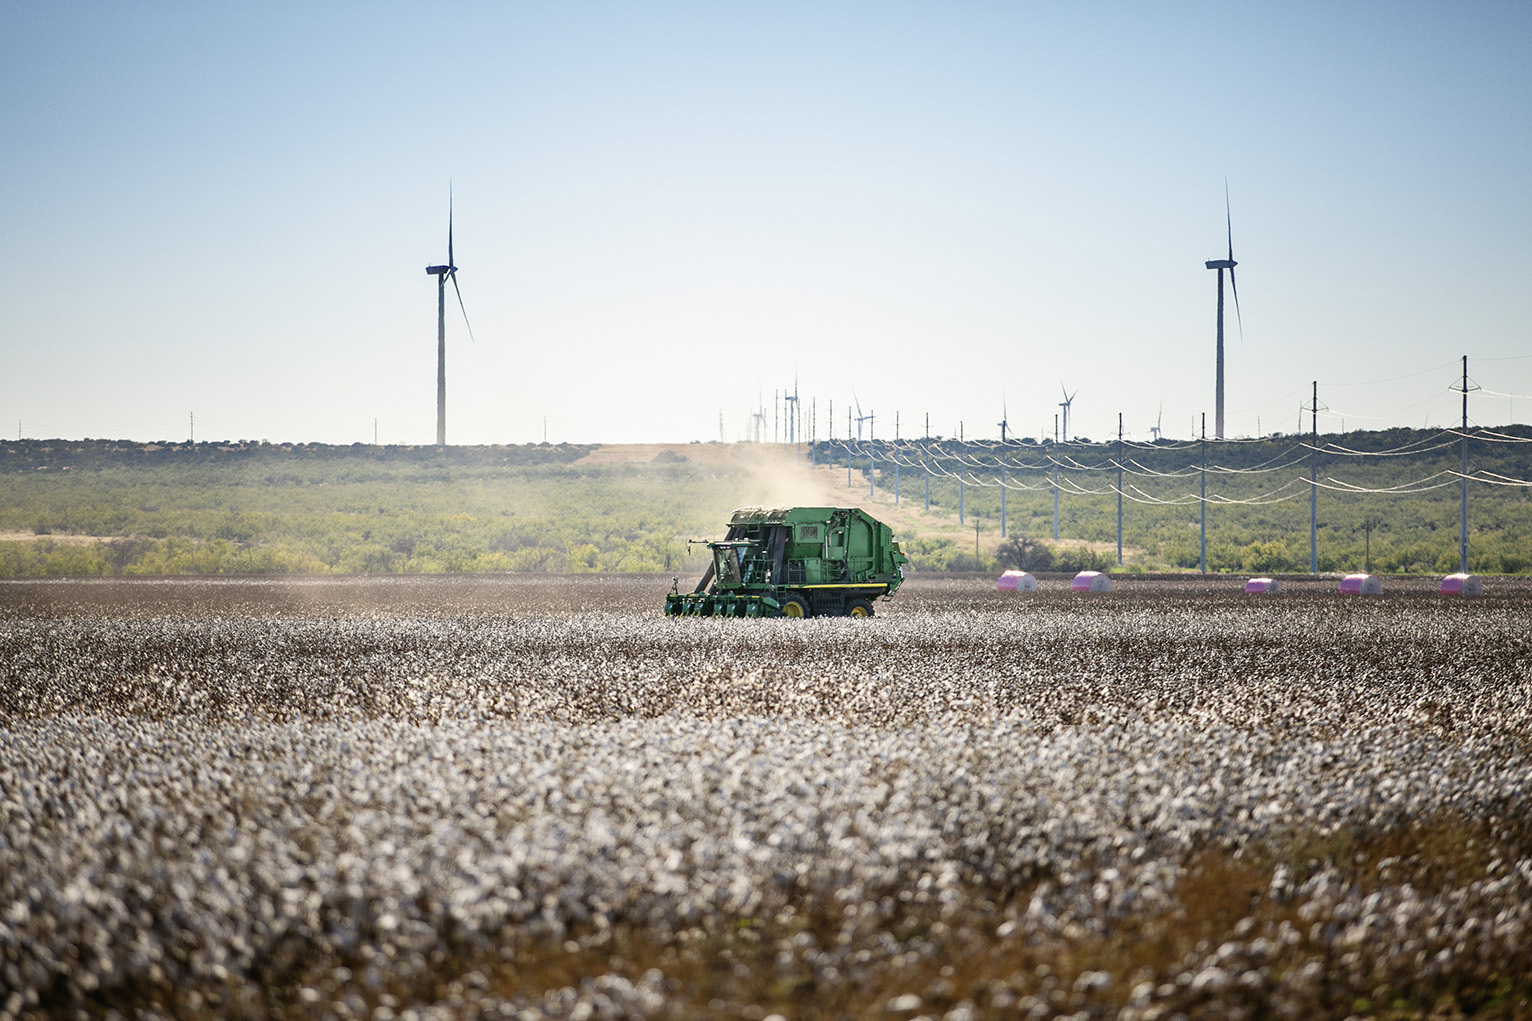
665, 506, 908, 618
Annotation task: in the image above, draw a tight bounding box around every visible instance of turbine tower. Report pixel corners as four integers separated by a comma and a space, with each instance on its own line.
1058, 383, 1077, 442
784, 375, 799, 445
425, 187, 474, 447
1204, 183, 1243, 441
997, 396, 1010, 443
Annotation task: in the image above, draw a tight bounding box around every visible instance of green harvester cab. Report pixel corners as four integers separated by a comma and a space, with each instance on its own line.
665, 506, 909, 618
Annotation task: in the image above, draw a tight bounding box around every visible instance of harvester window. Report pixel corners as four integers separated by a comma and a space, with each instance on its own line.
714, 546, 742, 587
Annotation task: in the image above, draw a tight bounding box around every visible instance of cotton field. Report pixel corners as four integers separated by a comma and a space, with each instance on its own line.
2, 575, 1530, 1020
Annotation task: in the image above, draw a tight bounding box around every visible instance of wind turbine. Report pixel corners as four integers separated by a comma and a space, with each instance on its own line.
1058, 383, 1077, 443
997, 395, 1010, 443
1149, 402, 1163, 442
783, 375, 799, 445
425, 186, 475, 447
1204, 182, 1243, 441
852, 393, 875, 441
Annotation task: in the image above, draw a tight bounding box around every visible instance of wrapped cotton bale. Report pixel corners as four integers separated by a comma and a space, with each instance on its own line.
1440, 573, 1484, 596
1244, 577, 1282, 594
1071, 571, 1111, 593
996, 570, 1038, 592
1340, 573, 1382, 595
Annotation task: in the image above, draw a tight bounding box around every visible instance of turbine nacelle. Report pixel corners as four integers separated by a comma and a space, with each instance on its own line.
1204, 259, 1236, 270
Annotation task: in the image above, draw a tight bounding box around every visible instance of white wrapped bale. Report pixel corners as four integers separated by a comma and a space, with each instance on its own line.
1071, 571, 1111, 593
996, 570, 1038, 592
1340, 573, 1382, 595
1440, 573, 1484, 596
1244, 577, 1282, 594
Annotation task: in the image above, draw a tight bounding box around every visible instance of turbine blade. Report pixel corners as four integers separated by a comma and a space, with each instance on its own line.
1229, 266, 1244, 342
1225, 180, 1233, 263
451, 271, 475, 343
448, 192, 455, 270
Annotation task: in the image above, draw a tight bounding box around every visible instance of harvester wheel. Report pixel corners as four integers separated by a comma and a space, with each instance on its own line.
847, 599, 874, 618
780, 594, 811, 619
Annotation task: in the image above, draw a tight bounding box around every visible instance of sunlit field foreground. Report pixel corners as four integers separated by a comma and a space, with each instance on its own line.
3, 575, 1530, 1020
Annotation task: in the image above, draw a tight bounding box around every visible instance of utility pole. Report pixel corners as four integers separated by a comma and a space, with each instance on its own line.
1116, 412, 1123, 566
1461, 355, 1473, 572
1199, 413, 1207, 575
924, 412, 929, 440
1052, 414, 1060, 540
1310, 381, 1319, 575
959, 474, 965, 525
1000, 457, 1007, 538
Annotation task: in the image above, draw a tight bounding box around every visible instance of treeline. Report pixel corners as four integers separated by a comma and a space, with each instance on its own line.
3, 431, 1530, 577
0, 441, 737, 578
0, 438, 596, 473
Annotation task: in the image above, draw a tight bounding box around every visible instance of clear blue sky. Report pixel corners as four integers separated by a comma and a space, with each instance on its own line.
4, 2, 1529, 445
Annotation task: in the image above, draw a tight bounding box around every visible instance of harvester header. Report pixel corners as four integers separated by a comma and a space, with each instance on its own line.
665, 506, 909, 618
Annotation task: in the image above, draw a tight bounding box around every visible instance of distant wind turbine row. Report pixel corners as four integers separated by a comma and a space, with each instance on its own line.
420, 186, 1243, 447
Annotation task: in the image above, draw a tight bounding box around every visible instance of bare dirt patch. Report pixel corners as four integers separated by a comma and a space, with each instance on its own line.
0, 531, 121, 546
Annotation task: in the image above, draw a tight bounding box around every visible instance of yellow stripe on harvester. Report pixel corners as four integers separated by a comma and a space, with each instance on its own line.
797, 583, 889, 590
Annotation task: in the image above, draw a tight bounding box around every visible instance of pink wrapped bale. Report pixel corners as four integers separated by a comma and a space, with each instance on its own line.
1244, 577, 1281, 594
996, 570, 1038, 592
1340, 573, 1382, 595
1440, 573, 1484, 596
1071, 571, 1112, 593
